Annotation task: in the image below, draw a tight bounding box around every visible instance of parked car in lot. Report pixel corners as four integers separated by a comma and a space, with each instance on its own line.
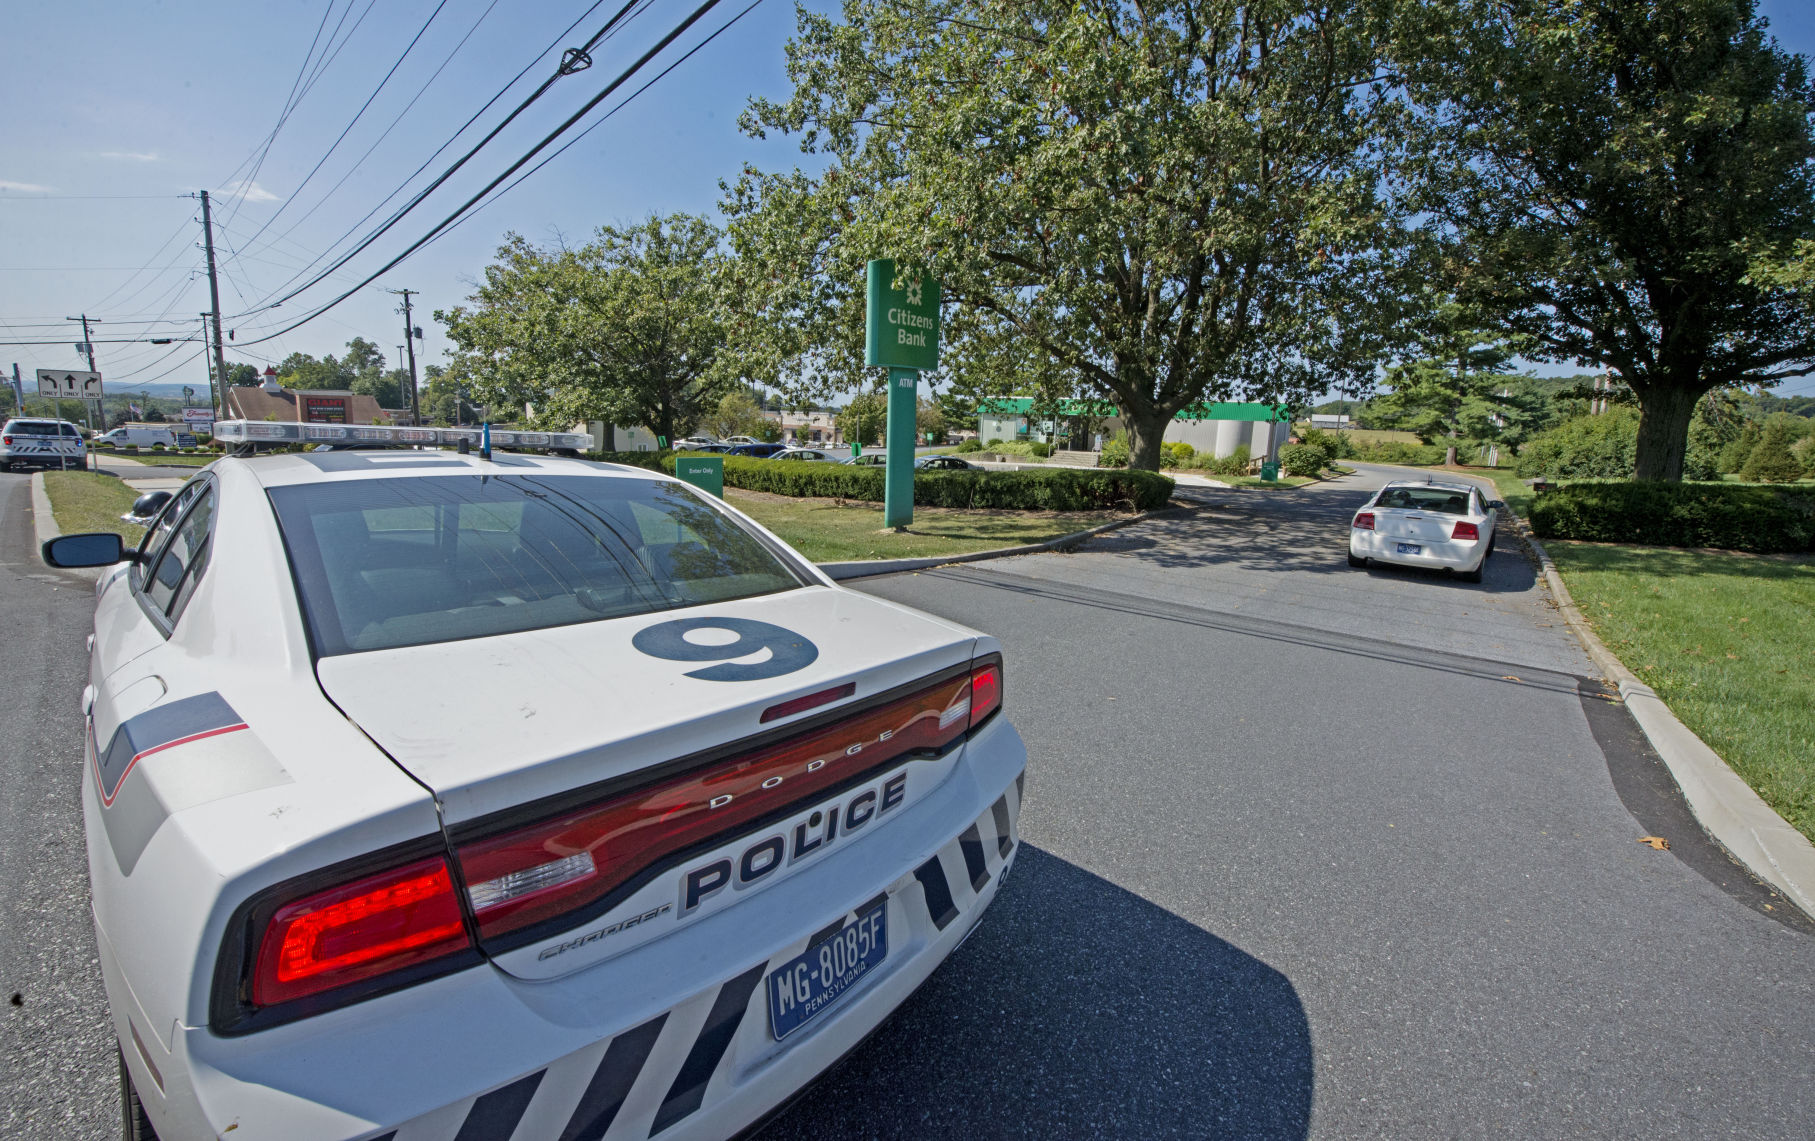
771, 447, 840, 462
722, 435, 761, 446
842, 453, 887, 466
677, 442, 731, 453
42, 420, 1025, 1141
725, 442, 789, 458
1349, 479, 1501, 583
915, 455, 981, 471
675, 436, 720, 450
0, 416, 86, 471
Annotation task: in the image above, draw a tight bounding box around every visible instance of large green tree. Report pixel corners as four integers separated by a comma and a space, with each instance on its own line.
1401, 0, 1815, 481
1371, 305, 1535, 464
437, 214, 745, 441
728, 0, 1413, 471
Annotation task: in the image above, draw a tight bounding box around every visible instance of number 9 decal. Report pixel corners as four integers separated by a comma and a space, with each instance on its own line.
632, 617, 819, 682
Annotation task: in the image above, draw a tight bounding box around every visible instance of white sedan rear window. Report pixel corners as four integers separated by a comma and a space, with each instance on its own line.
270, 475, 805, 655
1374, 487, 1474, 514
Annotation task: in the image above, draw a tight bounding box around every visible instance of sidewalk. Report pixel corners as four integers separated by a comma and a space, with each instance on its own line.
89, 452, 189, 494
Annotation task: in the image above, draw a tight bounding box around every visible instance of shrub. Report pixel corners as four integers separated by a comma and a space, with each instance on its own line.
1349, 439, 1445, 465
1029, 441, 1053, 458
1159, 447, 1179, 468
663, 455, 1174, 511
955, 438, 983, 453
1277, 443, 1328, 478
1515, 410, 1638, 479
1098, 436, 1131, 467
1528, 482, 1815, 552
985, 438, 1005, 447
1166, 441, 1196, 461
583, 449, 669, 470
1741, 417, 1807, 483
1295, 426, 1350, 461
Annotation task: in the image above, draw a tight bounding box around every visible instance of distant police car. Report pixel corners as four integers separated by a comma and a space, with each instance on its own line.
45, 420, 1025, 1141
1, 416, 86, 471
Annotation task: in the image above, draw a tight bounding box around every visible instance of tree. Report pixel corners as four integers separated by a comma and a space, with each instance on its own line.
223, 362, 259, 387
1740, 415, 1807, 482
1369, 307, 1530, 464
279, 351, 354, 390
835, 390, 888, 447
704, 389, 771, 439
352, 369, 406, 410
1401, 0, 1815, 480
915, 397, 947, 444
438, 215, 744, 440
728, 0, 1413, 470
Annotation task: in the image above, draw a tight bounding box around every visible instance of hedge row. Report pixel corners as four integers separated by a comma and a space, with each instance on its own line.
583, 449, 669, 470
1527, 481, 1815, 553
656, 455, 1174, 512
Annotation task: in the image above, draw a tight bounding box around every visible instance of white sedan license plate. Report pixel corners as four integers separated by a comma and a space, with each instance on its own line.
767, 904, 887, 1040
1396, 542, 1421, 555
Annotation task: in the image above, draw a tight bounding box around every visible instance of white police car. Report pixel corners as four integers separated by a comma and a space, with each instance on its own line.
1, 416, 86, 471
44, 421, 1025, 1141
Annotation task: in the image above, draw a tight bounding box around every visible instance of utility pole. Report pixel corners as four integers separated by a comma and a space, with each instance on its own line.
389, 289, 421, 424
203, 314, 220, 426
65, 314, 100, 430
199, 191, 229, 407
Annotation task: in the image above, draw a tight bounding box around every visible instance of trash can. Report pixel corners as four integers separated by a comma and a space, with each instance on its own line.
1260, 460, 1280, 482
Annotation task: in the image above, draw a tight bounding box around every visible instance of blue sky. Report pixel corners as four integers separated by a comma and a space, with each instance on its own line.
1, 0, 1811, 401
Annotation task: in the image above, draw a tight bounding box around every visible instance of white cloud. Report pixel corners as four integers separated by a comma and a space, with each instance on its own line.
0, 179, 56, 193
221, 179, 281, 203
100, 150, 159, 162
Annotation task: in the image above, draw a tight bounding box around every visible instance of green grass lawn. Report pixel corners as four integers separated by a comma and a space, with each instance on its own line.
42, 471, 146, 545
1546, 541, 1815, 845
726, 489, 1120, 562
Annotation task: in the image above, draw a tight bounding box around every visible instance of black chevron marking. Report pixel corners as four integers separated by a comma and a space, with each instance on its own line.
991, 795, 1014, 857
453, 1070, 545, 1141
914, 855, 959, 930
558, 1013, 668, 1141
649, 962, 766, 1135
959, 824, 991, 892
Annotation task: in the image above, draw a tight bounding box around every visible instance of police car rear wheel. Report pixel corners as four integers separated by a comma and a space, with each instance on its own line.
118, 1049, 159, 1141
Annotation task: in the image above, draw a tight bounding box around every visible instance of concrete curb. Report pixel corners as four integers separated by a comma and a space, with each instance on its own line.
818, 506, 1178, 581
29, 472, 104, 583
1514, 514, 1815, 921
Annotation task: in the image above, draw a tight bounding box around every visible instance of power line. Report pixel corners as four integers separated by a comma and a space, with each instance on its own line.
234, 0, 734, 348
0, 194, 194, 201
215, 0, 340, 216
233, 0, 454, 255
227, 0, 638, 317
231, 0, 506, 269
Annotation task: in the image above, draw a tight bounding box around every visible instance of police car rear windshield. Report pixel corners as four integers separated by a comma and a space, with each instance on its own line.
269, 475, 807, 655
4, 420, 77, 436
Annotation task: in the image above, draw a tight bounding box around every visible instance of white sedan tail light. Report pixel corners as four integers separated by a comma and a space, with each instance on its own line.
1353, 512, 1375, 530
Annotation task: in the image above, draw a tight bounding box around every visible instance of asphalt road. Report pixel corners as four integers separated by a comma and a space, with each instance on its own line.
3, 465, 1811, 1138
0, 473, 114, 1138
757, 465, 1815, 1138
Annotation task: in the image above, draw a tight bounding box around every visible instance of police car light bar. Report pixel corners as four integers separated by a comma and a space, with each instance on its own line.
211, 420, 592, 453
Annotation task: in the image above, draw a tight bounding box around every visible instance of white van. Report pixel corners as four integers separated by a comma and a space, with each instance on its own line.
0, 418, 86, 471
96, 424, 179, 450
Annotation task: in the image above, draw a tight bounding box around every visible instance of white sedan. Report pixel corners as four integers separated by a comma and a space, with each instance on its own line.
1347, 479, 1501, 583
44, 421, 1025, 1141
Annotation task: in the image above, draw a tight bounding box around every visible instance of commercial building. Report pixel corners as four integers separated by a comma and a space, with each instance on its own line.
977, 398, 1291, 460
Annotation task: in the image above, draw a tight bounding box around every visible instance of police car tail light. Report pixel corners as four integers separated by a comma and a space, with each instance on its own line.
249, 856, 471, 1007
969, 657, 1003, 728
453, 669, 981, 949
1452, 520, 1480, 541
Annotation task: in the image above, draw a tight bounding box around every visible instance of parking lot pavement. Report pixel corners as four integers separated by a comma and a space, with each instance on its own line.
758, 470, 1815, 1139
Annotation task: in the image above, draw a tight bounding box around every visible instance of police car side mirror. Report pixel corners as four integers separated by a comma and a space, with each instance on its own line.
42, 532, 133, 569
132, 490, 173, 519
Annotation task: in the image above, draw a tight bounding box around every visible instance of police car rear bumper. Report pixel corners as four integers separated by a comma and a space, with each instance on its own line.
144, 716, 1027, 1141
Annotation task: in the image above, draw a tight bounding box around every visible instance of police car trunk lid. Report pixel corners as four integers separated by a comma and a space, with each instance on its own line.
314, 585, 978, 826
